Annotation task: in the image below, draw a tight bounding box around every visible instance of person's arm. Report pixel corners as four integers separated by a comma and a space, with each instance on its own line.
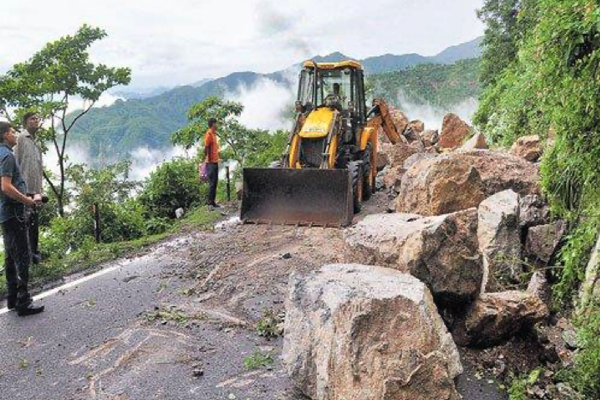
1, 177, 36, 207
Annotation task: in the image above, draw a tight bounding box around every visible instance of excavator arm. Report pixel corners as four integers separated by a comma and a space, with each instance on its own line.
366, 98, 402, 144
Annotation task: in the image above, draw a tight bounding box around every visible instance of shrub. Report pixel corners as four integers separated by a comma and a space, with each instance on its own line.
139, 157, 208, 219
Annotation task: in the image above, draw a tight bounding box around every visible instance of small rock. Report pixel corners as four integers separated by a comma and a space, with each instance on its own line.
420, 129, 439, 147
510, 135, 542, 162
282, 253, 292, 260
561, 328, 578, 350
175, 207, 185, 219
525, 221, 566, 264
527, 271, 552, 307
461, 132, 488, 150
519, 195, 550, 229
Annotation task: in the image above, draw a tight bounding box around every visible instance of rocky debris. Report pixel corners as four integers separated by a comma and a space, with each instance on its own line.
478, 190, 522, 291
510, 135, 542, 162
519, 194, 550, 229
283, 264, 462, 400
379, 141, 419, 168
462, 291, 549, 347
579, 235, 600, 311
402, 152, 437, 170
376, 151, 389, 171
438, 113, 472, 149
420, 129, 439, 147
402, 127, 421, 143
381, 165, 405, 193
390, 109, 410, 138
408, 119, 425, 133
396, 150, 540, 216
461, 132, 488, 150
345, 209, 483, 305
525, 221, 566, 264
527, 271, 552, 307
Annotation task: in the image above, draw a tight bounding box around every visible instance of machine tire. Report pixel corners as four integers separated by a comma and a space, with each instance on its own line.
348, 161, 363, 214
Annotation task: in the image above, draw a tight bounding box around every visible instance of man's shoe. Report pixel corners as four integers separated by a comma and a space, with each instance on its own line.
210, 203, 222, 208
16, 304, 45, 317
6, 298, 16, 310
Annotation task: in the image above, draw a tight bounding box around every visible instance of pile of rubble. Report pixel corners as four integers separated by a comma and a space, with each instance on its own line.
280, 110, 582, 399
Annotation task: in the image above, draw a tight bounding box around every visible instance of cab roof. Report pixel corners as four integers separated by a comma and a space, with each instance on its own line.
302, 60, 363, 71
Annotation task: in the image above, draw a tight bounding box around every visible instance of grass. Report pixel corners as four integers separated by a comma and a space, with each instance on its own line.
243, 350, 274, 370
0, 206, 221, 298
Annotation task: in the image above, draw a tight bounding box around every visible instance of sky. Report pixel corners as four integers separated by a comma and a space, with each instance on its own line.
1, 0, 485, 89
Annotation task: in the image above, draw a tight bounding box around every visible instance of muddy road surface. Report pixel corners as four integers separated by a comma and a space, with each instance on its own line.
0, 196, 507, 400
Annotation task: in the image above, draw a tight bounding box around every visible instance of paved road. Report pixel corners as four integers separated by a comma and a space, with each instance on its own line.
0, 221, 507, 400
0, 233, 296, 400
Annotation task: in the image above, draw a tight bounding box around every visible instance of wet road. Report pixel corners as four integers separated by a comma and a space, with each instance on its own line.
0, 233, 296, 400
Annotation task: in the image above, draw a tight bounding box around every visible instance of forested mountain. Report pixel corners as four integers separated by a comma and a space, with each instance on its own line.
69, 37, 482, 161
369, 58, 481, 110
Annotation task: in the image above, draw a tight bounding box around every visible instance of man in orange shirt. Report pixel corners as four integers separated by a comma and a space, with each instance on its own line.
204, 118, 220, 208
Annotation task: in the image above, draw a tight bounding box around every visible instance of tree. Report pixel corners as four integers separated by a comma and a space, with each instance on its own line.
477, 0, 538, 87
0, 25, 131, 216
172, 96, 283, 166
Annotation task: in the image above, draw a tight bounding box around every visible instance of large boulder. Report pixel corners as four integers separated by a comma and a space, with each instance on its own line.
525, 221, 566, 264
461, 132, 488, 150
283, 264, 462, 400
376, 151, 390, 171
345, 209, 483, 304
462, 291, 549, 347
439, 113, 471, 149
396, 150, 540, 216
510, 135, 542, 162
478, 190, 522, 291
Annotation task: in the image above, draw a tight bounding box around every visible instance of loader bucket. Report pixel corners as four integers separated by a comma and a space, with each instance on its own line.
241, 168, 353, 227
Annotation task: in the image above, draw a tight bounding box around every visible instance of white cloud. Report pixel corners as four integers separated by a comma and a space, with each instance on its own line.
225, 77, 296, 131
397, 92, 479, 131
0, 0, 485, 88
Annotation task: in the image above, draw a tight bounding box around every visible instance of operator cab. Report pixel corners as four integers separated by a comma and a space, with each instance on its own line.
296, 60, 367, 125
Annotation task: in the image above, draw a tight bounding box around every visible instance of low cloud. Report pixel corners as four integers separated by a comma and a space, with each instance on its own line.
396, 91, 478, 131
225, 77, 296, 132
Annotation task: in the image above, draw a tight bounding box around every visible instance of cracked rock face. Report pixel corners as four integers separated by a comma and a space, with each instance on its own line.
345, 209, 483, 305
283, 264, 462, 400
477, 190, 522, 291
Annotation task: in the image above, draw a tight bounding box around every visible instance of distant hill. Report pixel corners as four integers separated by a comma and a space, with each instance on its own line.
69, 37, 482, 162
369, 58, 481, 110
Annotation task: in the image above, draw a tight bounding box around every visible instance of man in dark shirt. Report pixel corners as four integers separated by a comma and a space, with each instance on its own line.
0, 122, 44, 316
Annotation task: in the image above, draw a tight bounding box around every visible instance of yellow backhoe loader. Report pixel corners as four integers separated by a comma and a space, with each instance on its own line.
241, 60, 401, 227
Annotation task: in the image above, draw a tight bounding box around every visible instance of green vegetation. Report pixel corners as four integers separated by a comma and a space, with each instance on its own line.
475, 0, 599, 398
243, 350, 274, 370
368, 59, 481, 111
255, 309, 283, 339
0, 25, 131, 215
172, 96, 288, 174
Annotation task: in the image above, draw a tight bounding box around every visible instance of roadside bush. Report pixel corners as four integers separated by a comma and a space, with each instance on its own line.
139, 157, 208, 219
